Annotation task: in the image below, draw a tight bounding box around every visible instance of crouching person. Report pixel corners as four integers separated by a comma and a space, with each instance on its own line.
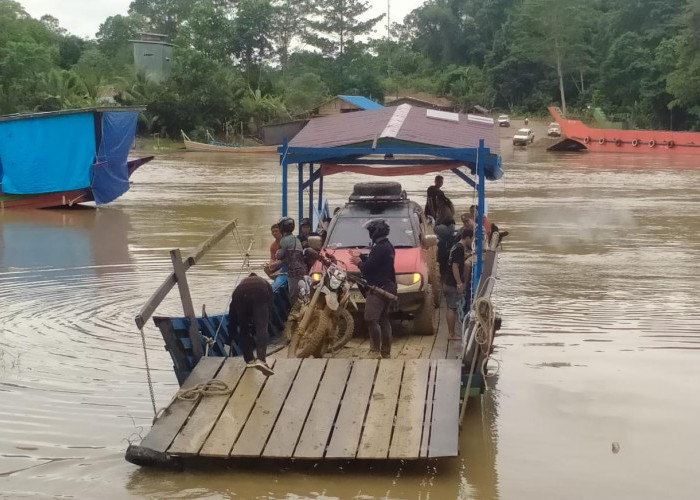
229, 273, 274, 376
350, 219, 397, 359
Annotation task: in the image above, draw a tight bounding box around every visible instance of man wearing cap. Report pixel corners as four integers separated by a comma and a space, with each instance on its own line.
425, 175, 444, 220
349, 219, 397, 359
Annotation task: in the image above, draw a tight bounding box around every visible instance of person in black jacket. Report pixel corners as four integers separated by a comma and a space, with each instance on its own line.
229, 273, 274, 376
350, 219, 397, 358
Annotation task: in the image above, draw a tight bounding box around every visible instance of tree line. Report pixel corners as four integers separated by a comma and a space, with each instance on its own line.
1, 0, 700, 139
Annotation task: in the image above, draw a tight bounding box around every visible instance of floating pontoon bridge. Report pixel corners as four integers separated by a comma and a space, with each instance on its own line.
127, 104, 504, 467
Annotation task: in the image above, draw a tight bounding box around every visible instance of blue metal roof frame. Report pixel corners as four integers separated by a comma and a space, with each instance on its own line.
338, 95, 384, 110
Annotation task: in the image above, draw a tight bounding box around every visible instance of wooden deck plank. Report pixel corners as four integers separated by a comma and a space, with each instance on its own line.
294, 359, 353, 458
429, 308, 449, 359
168, 357, 246, 455
419, 360, 438, 458
389, 360, 431, 459
389, 335, 409, 358
333, 336, 363, 358
199, 359, 276, 457
325, 359, 378, 458
446, 337, 463, 359
428, 359, 461, 457
357, 360, 404, 458
398, 334, 425, 359
139, 357, 225, 453
230, 358, 302, 457
418, 334, 436, 359
262, 358, 327, 458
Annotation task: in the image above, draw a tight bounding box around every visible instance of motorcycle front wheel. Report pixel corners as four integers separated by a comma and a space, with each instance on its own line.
329, 308, 355, 353
293, 308, 330, 358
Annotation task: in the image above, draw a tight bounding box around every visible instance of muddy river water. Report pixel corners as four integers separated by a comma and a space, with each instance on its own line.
1, 143, 699, 499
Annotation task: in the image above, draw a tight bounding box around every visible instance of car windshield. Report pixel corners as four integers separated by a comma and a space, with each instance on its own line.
498, 115, 509, 119
549, 123, 559, 128
325, 217, 417, 249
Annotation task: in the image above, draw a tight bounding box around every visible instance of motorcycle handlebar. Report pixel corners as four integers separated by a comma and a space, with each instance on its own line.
315, 252, 399, 302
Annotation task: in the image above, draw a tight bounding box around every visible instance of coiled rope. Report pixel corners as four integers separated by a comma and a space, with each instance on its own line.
472, 296, 498, 384
176, 379, 233, 401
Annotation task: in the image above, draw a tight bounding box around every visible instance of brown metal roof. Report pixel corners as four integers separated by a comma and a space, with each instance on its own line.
289, 104, 500, 154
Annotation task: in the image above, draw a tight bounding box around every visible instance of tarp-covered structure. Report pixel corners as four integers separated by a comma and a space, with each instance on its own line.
0, 108, 140, 205
278, 103, 504, 291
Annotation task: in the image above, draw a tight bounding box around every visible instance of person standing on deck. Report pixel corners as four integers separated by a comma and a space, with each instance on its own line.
271, 217, 306, 305
229, 273, 274, 376
451, 228, 475, 323
349, 219, 397, 359
425, 175, 444, 220
442, 228, 472, 339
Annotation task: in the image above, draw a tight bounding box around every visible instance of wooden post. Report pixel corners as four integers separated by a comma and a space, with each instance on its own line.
171, 248, 204, 360
134, 219, 238, 331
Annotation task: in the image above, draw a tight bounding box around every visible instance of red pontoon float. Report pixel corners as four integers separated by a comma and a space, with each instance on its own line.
548, 106, 700, 155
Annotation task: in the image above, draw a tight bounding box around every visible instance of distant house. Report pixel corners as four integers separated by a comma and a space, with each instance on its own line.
385, 95, 455, 112
467, 105, 490, 116
312, 95, 384, 117
131, 33, 175, 83
261, 95, 384, 145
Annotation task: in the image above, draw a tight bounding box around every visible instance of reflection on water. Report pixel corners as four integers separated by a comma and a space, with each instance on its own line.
1, 148, 699, 498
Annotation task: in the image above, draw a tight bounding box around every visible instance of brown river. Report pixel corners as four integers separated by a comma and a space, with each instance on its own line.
1, 140, 699, 499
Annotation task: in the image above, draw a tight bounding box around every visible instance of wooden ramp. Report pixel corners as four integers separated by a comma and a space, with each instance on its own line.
129, 356, 461, 464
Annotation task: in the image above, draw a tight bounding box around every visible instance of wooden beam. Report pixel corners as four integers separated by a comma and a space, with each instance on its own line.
186, 219, 238, 267
134, 219, 237, 330
171, 248, 203, 360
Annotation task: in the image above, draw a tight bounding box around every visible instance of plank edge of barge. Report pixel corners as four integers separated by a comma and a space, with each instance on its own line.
125, 444, 183, 469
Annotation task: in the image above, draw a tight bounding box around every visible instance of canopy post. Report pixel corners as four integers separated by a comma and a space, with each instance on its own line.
281, 138, 289, 216
298, 162, 304, 232
318, 168, 324, 213
474, 139, 485, 296
308, 162, 314, 224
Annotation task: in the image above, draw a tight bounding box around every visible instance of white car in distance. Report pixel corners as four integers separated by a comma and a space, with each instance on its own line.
513, 128, 535, 146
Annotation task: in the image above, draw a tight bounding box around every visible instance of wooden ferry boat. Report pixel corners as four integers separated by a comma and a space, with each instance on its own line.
548, 106, 700, 154
0, 108, 153, 209
127, 105, 505, 467
181, 130, 277, 154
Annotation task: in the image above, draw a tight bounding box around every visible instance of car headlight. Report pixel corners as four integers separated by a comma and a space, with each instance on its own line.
396, 273, 422, 286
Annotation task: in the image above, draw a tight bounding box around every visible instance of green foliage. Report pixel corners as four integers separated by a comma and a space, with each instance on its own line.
306, 0, 384, 56
2, 0, 700, 133
667, 0, 700, 123
283, 73, 330, 115
437, 66, 494, 111
147, 49, 248, 136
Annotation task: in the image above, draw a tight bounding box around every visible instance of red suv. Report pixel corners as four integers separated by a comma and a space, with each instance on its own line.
311, 182, 439, 335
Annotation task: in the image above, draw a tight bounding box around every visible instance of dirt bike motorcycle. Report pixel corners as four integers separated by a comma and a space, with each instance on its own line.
286, 252, 398, 358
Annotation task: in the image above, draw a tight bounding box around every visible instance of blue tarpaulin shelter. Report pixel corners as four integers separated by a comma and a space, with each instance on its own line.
0, 108, 142, 205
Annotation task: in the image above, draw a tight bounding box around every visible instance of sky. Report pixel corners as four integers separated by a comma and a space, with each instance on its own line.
18, 0, 427, 39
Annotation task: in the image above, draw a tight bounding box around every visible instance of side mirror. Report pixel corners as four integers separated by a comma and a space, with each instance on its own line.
308, 235, 323, 250
422, 234, 437, 249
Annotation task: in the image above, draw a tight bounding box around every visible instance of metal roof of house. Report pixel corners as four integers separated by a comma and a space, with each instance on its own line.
289, 104, 500, 153
337, 95, 384, 110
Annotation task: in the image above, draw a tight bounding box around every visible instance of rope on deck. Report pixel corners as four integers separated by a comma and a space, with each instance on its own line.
176, 379, 233, 401
138, 326, 158, 416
